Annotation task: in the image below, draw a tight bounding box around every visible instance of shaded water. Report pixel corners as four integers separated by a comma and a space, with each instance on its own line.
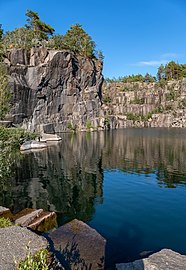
1, 128, 186, 267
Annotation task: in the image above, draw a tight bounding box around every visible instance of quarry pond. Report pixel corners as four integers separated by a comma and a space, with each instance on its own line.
1, 128, 186, 268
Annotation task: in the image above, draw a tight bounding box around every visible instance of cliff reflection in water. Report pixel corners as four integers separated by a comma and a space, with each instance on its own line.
101, 129, 186, 187
1, 128, 186, 219
6, 133, 104, 219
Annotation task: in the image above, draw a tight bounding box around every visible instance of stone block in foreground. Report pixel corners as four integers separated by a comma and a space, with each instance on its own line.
49, 219, 106, 270
116, 249, 186, 270
0, 226, 48, 270
13, 208, 57, 232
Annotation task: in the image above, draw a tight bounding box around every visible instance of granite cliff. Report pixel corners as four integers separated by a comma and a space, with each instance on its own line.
5, 47, 104, 133
102, 79, 186, 128
4, 48, 186, 131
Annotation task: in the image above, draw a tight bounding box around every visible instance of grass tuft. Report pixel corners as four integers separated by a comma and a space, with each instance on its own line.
0, 217, 13, 228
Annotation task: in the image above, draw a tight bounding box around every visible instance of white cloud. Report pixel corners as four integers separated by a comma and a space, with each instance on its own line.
134, 60, 168, 67
132, 52, 182, 67
161, 53, 180, 58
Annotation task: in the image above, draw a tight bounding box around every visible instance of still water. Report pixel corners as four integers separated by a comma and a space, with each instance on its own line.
1, 128, 186, 267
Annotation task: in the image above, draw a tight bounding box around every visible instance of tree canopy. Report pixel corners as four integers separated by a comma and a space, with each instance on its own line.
3, 27, 36, 49
106, 61, 186, 84
1, 10, 102, 60
157, 61, 186, 81
25, 10, 55, 40
62, 24, 96, 57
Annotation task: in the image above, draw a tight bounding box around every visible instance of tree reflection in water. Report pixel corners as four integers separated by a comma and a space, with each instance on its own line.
1, 128, 186, 221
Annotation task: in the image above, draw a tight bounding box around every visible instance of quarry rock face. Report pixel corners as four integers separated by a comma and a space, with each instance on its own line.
6, 48, 104, 132
102, 80, 186, 128
5, 48, 186, 131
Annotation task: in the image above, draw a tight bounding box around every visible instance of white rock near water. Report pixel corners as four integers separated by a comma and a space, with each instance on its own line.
40, 133, 62, 142
20, 133, 62, 151
20, 140, 47, 151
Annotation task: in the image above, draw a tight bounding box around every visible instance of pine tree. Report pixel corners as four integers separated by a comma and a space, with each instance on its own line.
25, 10, 55, 40
157, 64, 165, 81
62, 24, 96, 57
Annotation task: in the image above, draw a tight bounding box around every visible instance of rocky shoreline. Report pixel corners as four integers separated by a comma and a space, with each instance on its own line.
1, 206, 186, 270
0, 206, 106, 270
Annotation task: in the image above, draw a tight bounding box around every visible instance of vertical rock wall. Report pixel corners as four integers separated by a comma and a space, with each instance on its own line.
6, 48, 104, 132
102, 80, 186, 128
5, 48, 186, 130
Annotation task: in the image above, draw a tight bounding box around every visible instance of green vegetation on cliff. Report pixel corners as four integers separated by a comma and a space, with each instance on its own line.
25, 10, 55, 39
0, 63, 11, 120
53, 24, 95, 58
105, 73, 156, 83
157, 61, 186, 81
2, 10, 103, 60
106, 62, 186, 83
0, 24, 11, 120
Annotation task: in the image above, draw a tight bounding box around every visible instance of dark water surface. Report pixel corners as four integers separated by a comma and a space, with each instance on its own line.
1, 128, 186, 267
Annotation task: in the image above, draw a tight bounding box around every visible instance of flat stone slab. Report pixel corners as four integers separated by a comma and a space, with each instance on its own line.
20, 140, 47, 151
13, 208, 57, 232
28, 211, 57, 232
49, 219, 106, 270
0, 206, 13, 219
0, 226, 48, 270
116, 249, 186, 270
14, 208, 43, 226
41, 133, 62, 141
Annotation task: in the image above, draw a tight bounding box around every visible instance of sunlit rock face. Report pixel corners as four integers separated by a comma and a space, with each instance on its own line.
102, 80, 186, 128
6, 47, 186, 131
5, 48, 104, 132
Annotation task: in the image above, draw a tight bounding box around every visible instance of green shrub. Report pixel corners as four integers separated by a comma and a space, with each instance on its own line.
130, 97, 145, 104
126, 112, 152, 122
16, 248, 49, 270
0, 126, 36, 148
86, 120, 93, 130
165, 89, 178, 101
104, 117, 110, 129
122, 86, 130, 91
0, 217, 13, 228
156, 79, 167, 88
102, 95, 111, 104
153, 106, 164, 113
67, 122, 77, 132
126, 112, 141, 121
179, 98, 186, 108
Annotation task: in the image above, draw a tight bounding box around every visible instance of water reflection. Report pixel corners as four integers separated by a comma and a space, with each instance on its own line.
1, 128, 186, 217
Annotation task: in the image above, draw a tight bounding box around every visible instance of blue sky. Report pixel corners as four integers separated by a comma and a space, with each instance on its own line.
0, 0, 186, 78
